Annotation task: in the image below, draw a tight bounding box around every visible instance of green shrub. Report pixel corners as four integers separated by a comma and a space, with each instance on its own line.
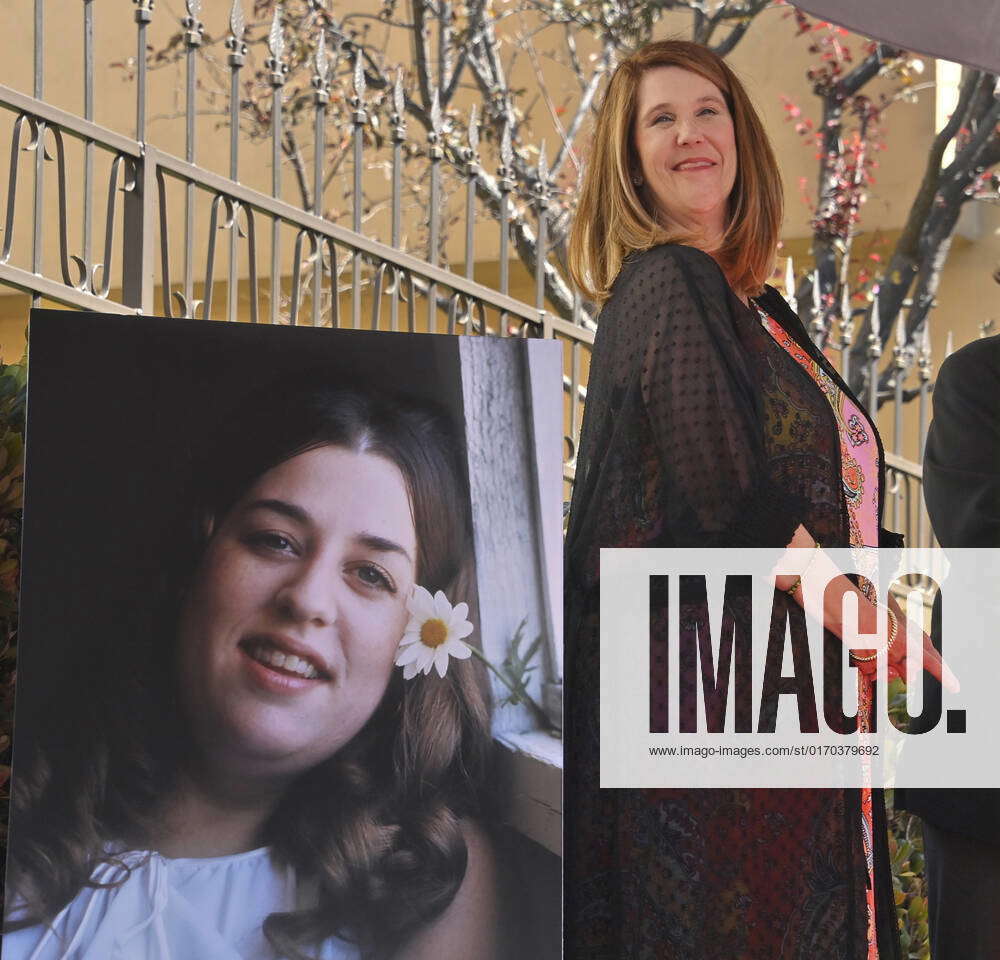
887, 676, 931, 959
0, 352, 25, 907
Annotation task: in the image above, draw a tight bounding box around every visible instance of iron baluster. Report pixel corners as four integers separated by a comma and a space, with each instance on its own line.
389, 68, 406, 332
326, 237, 340, 329
201, 193, 226, 320
534, 140, 549, 315
867, 292, 882, 416
351, 56, 367, 330
916, 323, 933, 547
94, 154, 132, 299
2, 116, 31, 265
133, 0, 153, 142
918, 321, 933, 453
127, 0, 154, 314
839, 283, 854, 384
266, 4, 287, 324
156, 167, 177, 315
809, 268, 824, 347
426, 89, 442, 335
892, 307, 906, 453
569, 340, 582, 464
784, 256, 797, 315
891, 308, 907, 530
225, 0, 247, 323
464, 104, 479, 285
182, 0, 204, 317
32, 1, 46, 307
34, 0, 43, 99
243, 204, 259, 324
498, 122, 514, 334
82, 0, 94, 292
311, 31, 330, 326
47, 127, 86, 289
30, 119, 43, 308
446, 291, 461, 335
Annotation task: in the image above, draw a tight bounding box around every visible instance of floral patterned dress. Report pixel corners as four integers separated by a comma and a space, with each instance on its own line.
758, 307, 881, 960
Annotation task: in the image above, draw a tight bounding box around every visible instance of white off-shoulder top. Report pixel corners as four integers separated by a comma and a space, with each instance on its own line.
3, 847, 361, 960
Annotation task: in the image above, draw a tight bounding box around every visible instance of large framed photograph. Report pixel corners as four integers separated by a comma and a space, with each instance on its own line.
3, 311, 561, 960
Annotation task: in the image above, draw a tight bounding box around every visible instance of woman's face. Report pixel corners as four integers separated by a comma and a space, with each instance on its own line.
632, 65, 737, 245
176, 445, 418, 783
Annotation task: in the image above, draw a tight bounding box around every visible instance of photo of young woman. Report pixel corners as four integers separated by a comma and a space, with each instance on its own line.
2, 313, 560, 960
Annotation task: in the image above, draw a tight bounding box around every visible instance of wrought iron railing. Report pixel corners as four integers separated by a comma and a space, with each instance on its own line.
786, 253, 939, 551
1, 0, 599, 719
1, 0, 949, 559
0, 1, 594, 471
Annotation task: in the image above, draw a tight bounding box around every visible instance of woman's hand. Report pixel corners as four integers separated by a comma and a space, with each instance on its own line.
852, 594, 959, 693
389, 820, 499, 960
778, 526, 959, 692
852, 593, 958, 692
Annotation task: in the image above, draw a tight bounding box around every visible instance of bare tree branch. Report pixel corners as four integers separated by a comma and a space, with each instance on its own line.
410, 0, 436, 109
283, 128, 313, 211
143, 0, 1000, 367
552, 42, 612, 178
441, 48, 468, 106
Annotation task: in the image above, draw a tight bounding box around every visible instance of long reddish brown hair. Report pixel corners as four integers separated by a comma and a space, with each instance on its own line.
568, 39, 783, 303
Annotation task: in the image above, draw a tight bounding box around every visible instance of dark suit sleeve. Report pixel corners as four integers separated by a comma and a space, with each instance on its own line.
896, 336, 1000, 834
923, 337, 1000, 547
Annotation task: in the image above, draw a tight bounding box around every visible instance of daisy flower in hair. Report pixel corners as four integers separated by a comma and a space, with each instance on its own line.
395, 585, 474, 679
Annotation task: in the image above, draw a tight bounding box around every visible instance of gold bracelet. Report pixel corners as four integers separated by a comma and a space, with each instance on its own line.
850, 607, 899, 663
886, 608, 899, 656
785, 540, 822, 598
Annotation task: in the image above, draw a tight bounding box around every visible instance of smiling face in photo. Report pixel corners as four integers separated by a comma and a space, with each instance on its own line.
175, 444, 418, 783
633, 65, 738, 244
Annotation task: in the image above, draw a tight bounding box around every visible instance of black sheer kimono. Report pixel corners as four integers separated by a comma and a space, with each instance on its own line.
564, 243, 903, 959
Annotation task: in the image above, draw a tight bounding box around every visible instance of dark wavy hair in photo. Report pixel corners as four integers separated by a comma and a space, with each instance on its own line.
7, 374, 494, 960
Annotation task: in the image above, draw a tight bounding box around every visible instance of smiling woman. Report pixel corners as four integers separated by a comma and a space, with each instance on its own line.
175, 446, 419, 790
632, 67, 737, 247
564, 39, 920, 960
4, 359, 500, 960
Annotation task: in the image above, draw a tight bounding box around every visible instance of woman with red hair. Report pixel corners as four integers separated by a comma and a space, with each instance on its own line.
565, 39, 943, 958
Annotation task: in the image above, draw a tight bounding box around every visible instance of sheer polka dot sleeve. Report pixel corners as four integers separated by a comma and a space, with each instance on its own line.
631, 246, 808, 547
